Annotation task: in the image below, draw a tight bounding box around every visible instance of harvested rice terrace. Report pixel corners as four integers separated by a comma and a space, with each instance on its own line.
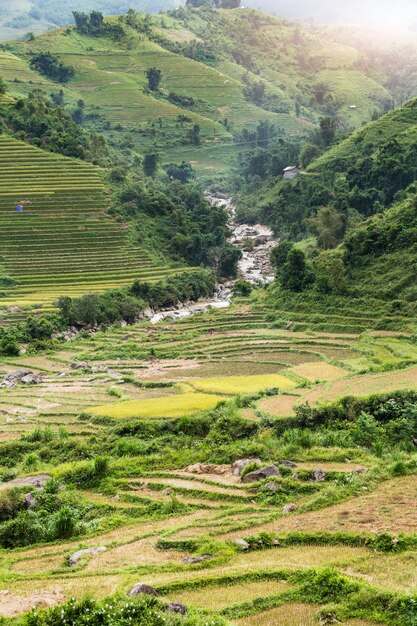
1, 305, 417, 624
0, 136, 182, 314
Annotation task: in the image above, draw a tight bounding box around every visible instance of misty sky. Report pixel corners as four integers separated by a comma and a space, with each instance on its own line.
245, 0, 417, 29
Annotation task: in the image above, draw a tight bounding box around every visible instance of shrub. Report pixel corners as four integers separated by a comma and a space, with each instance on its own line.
54, 506, 76, 539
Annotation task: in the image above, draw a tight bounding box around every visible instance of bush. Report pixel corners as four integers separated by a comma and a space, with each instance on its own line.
54, 506, 76, 539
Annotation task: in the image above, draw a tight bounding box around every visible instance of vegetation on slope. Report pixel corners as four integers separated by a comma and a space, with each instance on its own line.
0, 6, 414, 178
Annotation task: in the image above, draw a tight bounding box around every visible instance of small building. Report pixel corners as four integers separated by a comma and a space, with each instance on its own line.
283, 165, 300, 180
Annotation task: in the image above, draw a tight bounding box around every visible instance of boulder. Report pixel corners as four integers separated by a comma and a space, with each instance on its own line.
23, 493, 37, 509
21, 373, 42, 385
162, 488, 173, 496
283, 503, 297, 513
0, 474, 51, 491
181, 555, 211, 564
312, 468, 327, 483
254, 235, 270, 246
241, 465, 280, 484
165, 601, 187, 615
127, 583, 157, 598
277, 460, 298, 468
69, 547, 106, 567
233, 538, 250, 551
232, 458, 262, 476
0, 370, 34, 388
264, 482, 278, 492
71, 361, 89, 370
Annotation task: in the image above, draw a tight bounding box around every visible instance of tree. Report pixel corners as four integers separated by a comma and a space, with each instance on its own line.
319, 116, 337, 146
306, 206, 345, 250
143, 153, 159, 177
270, 241, 293, 272
165, 161, 195, 183
29, 52, 75, 83
315, 253, 347, 294
0, 77, 7, 96
280, 248, 313, 292
89, 11, 104, 33
72, 11, 89, 33
188, 123, 201, 145
146, 67, 162, 91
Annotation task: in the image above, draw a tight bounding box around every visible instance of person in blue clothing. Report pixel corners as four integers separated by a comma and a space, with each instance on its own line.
15, 205, 24, 212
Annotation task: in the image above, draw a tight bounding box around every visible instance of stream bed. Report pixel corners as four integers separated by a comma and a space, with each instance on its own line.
149, 193, 276, 324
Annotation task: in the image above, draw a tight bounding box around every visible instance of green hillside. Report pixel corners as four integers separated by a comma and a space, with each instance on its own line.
1, 7, 413, 177
0, 0, 176, 41
310, 98, 417, 171
0, 135, 180, 317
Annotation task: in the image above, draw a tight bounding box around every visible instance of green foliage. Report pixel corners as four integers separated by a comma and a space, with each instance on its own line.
146, 67, 162, 91
72, 11, 125, 39
280, 248, 313, 292
165, 161, 195, 184
232, 279, 252, 297
22, 594, 228, 626
143, 153, 159, 177
29, 52, 75, 83
2, 92, 108, 162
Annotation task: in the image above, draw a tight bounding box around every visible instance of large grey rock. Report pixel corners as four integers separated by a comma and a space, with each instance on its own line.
165, 602, 187, 615
21, 373, 42, 385
277, 460, 298, 468
264, 482, 278, 492
0, 370, 34, 388
0, 474, 51, 491
23, 493, 37, 509
232, 458, 261, 476
181, 555, 211, 564
233, 538, 250, 550
312, 468, 327, 483
69, 547, 106, 567
127, 583, 157, 598
241, 465, 280, 483
283, 503, 297, 513
71, 361, 89, 370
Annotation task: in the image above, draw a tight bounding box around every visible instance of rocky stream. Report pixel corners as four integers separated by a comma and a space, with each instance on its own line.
149, 193, 276, 324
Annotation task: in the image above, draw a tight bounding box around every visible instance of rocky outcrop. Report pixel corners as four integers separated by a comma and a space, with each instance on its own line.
277, 460, 298, 468
312, 468, 327, 482
0, 474, 51, 491
165, 601, 187, 615
241, 465, 280, 483
127, 583, 157, 598
232, 458, 262, 476
0, 370, 42, 389
183, 463, 230, 475
23, 493, 37, 509
69, 547, 106, 567
181, 555, 211, 565
233, 538, 250, 550
283, 503, 297, 513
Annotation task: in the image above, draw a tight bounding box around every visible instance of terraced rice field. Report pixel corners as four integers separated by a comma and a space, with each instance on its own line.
0, 303, 416, 624
0, 136, 180, 317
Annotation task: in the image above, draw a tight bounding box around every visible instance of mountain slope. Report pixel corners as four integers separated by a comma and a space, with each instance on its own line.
2, 8, 411, 177
0, 135, 179, 317
0, 0, 176, 41
310, 98, 417, 172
